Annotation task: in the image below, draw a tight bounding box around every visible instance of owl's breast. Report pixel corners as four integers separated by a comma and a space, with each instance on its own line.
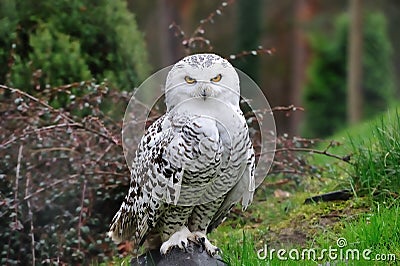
180, 116, 222, 180
164, 110, 251, 206
180, 113, 248, 176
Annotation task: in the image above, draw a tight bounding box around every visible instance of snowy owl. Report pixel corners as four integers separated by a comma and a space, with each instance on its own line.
108, 53, 255, 257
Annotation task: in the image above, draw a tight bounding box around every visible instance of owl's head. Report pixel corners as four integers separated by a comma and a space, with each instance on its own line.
165, 53, 240, 112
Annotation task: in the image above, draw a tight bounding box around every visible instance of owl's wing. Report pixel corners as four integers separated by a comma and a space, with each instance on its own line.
207, 138, 255, 233
108, 116, 171, 246
108, 114, 185, 246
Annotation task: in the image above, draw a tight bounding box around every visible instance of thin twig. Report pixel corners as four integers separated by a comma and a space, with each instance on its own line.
169, 0, 235, 53
95, 144, 113, 163
77, 180, 87, 253
15, 143, 23, 203
31, 146, 78, 155
14, 145, 23, 213
25, 172, 36, 266
193, 0, 234, 34
274, 147, 352, 164
90, 170, 127, 177
228, 47, 276, 61
24, 175, 77, 202
271, 105, 304, 112
8, 145, 24, 263
242, 105, 304, 121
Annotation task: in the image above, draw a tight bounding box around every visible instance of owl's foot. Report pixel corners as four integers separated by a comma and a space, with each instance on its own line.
160, 226, 192, 255
190, 231, 220, 256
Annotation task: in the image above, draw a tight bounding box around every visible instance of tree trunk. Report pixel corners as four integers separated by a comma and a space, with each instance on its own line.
347, 0, 363, 124
158, 0, 183, 66
289, 0, 317, 135
236, 0, 262, 82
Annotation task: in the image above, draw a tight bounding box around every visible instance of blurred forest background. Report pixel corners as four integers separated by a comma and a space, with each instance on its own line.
1, 0, 400, 264
134, 0, 399, 136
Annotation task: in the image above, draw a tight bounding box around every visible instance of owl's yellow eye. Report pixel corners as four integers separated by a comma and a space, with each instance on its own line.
185, 76, 196, 84
210, 74, 222, 82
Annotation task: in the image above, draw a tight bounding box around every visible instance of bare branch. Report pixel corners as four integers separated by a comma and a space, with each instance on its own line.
7, 145, 24, 261
274, 146, 352, 164
271, 105, 304, 113
25, 172, 36, 266
169, 0, 235, 53
194, 0, 235, 32
228, 47, 276, 61
77, 180, 87, 253
14, 145, 23, 225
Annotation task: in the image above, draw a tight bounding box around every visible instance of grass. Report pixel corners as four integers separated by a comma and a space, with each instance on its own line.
315, 201, 400, 265
313, 105, 400, 165
341, 202, 399, 259
350, 111, 400, 199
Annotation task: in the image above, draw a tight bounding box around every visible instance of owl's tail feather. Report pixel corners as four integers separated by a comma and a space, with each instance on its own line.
107, 210, 126, 244
107, 202, 149, 249
107, 211, 140, 256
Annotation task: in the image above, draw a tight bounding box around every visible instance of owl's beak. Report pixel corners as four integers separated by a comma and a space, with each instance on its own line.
201, 88, 207, 100
199, 85, 211, 100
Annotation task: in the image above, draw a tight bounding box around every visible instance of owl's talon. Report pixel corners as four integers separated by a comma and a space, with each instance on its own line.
199, 237, 205, 245
213, 247, 221, 256
191, 231, 220, 257
160, 226, 192, 255
199, 237, 206, 252
181, 240, 188, 252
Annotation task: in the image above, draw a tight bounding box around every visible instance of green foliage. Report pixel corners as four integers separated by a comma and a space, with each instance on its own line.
303, 12, 395, 137
11, 23, 91, 89
0, 0, 18, 83
1, 0, 150, 92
